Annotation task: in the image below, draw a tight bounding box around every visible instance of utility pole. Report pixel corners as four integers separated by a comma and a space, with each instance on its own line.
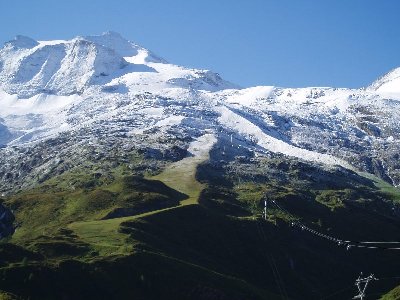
353, 273, 378, 300
263, 199, 267, 220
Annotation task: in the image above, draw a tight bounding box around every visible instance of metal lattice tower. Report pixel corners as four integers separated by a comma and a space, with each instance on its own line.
353, 273, 378, 300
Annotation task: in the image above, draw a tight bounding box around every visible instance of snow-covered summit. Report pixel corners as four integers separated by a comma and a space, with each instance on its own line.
84, 31, 166, 63
0, 32, 235, 98
369, 67, 400, 94
85, 31, 140, 57
0, 34, 154, 97
4, 35, 39, 49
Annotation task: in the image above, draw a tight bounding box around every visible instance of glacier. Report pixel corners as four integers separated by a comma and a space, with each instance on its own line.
0, 32, 399, 190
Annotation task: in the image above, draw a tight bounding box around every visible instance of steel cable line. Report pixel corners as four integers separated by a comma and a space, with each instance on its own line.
269, 199, 400, 251
264, 199, 400, 298
255, 218, 289, 300
259, 218, 290, 300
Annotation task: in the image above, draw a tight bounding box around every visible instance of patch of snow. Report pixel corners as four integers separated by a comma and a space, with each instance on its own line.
370, 67, 400, 94
130, 114, 184, 135
84, 31, 139, 57
38, 40, 69, 46
217, 105, 354, 170
138, 107, 164, 116
0, 90, 81, 116
187, 133, 217, 158
154, 115, 184, 127
225, 86, 274, 106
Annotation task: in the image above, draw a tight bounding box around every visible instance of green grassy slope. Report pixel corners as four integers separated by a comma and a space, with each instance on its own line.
1, 145, 400, 299
68, 139, 208, 257
381, 285, 400, 300
0, 149, 278, 299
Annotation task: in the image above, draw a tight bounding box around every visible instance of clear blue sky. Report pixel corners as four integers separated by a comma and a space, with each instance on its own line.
1, 0, 399, 88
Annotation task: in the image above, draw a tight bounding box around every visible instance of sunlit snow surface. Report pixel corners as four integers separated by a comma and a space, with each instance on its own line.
0, 32, 399, 184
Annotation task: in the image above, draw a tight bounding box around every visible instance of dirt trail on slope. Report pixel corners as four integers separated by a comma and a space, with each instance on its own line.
152, 133, 216, 205
69, 133, 217, 255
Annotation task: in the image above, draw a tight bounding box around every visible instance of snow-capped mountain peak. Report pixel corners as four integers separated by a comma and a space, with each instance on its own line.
0, 32, 399, 187
84, 31, 140, 57
369, 67, 400, 94
4, 35, 39, 49
0, 32, 234, 99
0, 35, 132, 97
85, 31, 166, 64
